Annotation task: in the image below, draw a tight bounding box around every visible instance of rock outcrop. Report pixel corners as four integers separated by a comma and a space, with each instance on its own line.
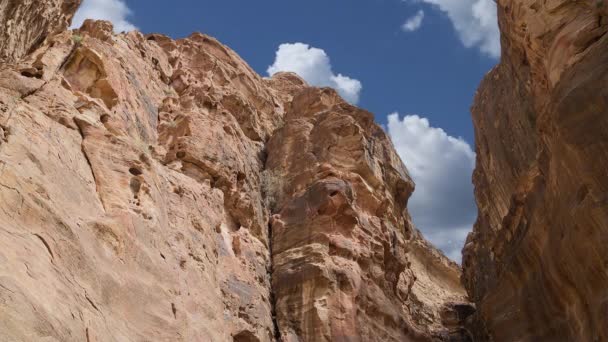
463, 0, 608, 340
0, 0, 81, 63
267, 88, 467, 341
0, 3, 470, 342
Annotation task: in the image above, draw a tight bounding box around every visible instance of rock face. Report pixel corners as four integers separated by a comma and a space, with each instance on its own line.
267, 88, 467, 341
0, 4, 470, 342
0, 0, 81, 63
463, 0, 608, 340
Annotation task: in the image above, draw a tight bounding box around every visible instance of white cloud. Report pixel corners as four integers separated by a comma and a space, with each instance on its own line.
71, 0, 137, 32
267, 43, 362, 104
402, 10, 425, 32
414, 0, 500, 58
387, 113, 476, 263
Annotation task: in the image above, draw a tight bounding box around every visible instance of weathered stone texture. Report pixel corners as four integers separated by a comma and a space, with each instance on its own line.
463, 1, 608, 340
0, 0, 81, 63
267, 88, 468, 341
0, 4, 469, 342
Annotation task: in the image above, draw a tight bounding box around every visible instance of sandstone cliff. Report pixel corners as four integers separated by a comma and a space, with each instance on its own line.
0, 2, 470, 341
463, 0, 608, 340
0, 0, 81, 63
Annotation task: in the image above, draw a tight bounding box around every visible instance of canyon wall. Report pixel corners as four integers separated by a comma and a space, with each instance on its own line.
463, 0, 608, 340
0, 0, 81, 63
0, 2, 471, 341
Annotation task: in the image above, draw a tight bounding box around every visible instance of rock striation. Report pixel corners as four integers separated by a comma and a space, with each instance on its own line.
266, 88, 468, 341
463, 0, 608, 340
0, 2, 470, 341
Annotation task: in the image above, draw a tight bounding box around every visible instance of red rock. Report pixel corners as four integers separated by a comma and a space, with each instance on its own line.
463, 0, 608, 340
0, 0, 81, 63
0, 3, 469, 342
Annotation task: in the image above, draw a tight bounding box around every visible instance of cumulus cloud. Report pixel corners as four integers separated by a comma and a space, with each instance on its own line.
414, 0, 500, 58
387, 113, 476, 262
402, 10, 425, 32
267, 43, 362, 104
71, 0, 137, 32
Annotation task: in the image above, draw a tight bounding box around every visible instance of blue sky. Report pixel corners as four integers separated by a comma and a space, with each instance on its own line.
72, 0, 500, 261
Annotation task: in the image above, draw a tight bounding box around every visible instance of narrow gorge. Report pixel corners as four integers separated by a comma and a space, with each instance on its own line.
0, 0, 606, 341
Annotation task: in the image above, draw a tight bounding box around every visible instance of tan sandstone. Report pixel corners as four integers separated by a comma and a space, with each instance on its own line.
0, 2, 471, 341
0, 0, 81, 63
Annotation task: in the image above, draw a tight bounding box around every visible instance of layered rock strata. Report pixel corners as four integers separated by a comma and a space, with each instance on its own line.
0, 2, 470, 341
463, 0, 608, 340
267, 88, 468, 341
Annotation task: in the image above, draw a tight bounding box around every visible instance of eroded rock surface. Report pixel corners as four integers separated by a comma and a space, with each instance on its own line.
463, 0, 608, 340
266, 88, 469, 341
0, 5, 469, 342
0, 0, 81, 63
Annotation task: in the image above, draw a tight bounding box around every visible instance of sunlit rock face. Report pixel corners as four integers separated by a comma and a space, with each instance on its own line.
266, 88, 468, 341
0, 2, 470, 341
463, 0, 608, 340
0, 0, 81, 63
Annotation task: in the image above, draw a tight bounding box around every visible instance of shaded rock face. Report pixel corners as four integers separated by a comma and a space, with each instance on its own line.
0, 5, 470, 342
463, 0, 608, 340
